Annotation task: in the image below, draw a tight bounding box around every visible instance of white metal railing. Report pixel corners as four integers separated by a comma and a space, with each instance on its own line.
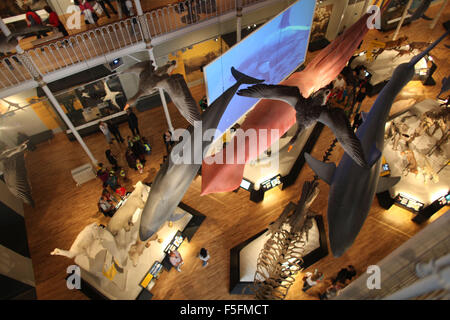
0, 0, 268, 92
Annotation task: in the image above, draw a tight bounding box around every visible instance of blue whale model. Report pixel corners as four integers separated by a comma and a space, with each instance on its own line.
305, 31, 449, 257
139, 68, 263, 241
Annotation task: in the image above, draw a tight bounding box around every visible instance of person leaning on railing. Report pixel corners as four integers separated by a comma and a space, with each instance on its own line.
43, 6, 69, 37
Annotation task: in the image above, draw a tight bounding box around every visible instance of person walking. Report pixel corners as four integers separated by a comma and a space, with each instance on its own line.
163, 130, 175, 155
105, 149, 119, 171
198, 248, 210, 267
99, 121, 113, 144
302, 269, 324, 292
126, 107, 140, 136
107, 120, 124, 143
97, 0, 118, 19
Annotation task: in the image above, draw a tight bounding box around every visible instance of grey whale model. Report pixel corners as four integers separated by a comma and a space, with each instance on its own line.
305, 31, 449, 257
139, 68, 263, 241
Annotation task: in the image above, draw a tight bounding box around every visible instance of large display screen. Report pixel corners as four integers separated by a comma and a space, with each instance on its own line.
204, 0, 316, 138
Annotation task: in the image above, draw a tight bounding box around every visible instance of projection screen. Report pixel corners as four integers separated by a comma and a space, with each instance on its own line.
204, 0, 316, 139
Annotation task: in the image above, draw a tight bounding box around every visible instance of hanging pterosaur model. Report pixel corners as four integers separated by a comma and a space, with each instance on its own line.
139, 68, 263, 241
123, 60, 201, 125
0, 140, 34, 206
102, 79, 122, 110
305, 30, 449, 257
237, 85, 367, 167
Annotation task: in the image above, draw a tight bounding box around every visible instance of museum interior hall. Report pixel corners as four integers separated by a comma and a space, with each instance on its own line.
0, 0, 449, 301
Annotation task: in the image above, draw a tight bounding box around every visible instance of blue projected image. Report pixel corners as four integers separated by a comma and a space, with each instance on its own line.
204, 0, 316, 137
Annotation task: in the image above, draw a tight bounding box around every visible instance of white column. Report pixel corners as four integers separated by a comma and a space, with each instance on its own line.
360, 0, 371, 18
133, 0, 144, 16
236, 0, 242, 43
336, 0, 349, 36
430, 0, 448, 29
41, 85, 98, 165
392, 0, 413, 41
0, 18, 12, 37
148, 46, 174, 133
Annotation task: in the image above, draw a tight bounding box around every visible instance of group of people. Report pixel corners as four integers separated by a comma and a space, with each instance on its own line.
301, 265, 357, 300
169, 247, 210, 272
74, 0, 135, 28
96, 162, 128, 217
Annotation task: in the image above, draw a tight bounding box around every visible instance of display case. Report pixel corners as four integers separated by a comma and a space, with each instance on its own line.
164, 230, 185, 254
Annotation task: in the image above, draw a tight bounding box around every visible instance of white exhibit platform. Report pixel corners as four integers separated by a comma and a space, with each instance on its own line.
383, 99, 449, 207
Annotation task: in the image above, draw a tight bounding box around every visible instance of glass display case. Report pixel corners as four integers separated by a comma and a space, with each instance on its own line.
164, 230, 185, 254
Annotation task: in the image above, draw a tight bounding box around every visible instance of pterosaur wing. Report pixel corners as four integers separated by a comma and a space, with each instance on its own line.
157, 74, 201, 125
237, 84, 300, 108
318, 107, 366, 167
2, 152, 34, 206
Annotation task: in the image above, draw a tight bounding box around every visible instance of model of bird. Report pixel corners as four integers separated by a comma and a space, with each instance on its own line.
102, 79, 122, 110
237, 84, 367, 167
0, 141, 34, 206
123, 60, 201, 125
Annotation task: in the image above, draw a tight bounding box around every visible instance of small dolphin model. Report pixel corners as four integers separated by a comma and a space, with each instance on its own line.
304, 30, 449, 257
237, 85, 367, 167
139, 68, 263, 241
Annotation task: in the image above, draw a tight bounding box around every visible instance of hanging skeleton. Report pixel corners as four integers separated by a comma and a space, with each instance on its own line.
250, 180, 320, 300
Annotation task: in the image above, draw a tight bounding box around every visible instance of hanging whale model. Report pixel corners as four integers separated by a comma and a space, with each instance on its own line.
304, 30, 449, 257
139, 67, 264, 241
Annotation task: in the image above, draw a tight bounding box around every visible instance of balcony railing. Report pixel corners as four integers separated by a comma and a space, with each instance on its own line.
0, 0, 267, 92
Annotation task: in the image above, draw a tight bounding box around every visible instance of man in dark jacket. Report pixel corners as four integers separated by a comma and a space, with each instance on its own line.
126, 107, 140, 136
107, 120, 124, 143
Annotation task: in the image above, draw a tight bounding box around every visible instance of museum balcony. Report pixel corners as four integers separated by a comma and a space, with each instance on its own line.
0, 0, 281, 99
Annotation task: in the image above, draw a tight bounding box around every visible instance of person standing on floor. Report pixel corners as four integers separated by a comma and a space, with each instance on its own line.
169, 250, 184, 272
332, 265, 357, 285
44, 6, 69, 37
99, 121, 112, 144
107, 120, 124, 143
126, 107, 140, 136
198, 248, 210, 267
302, 269, 324, 292
97, 0, 118, 19
105, 149, 119, 171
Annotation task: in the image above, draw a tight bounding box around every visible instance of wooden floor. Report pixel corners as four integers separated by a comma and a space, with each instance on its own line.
22, 4, 449, 300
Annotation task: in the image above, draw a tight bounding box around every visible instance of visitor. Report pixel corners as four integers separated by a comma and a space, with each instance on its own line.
332, 74, 346, 102
125, 148, 137, 170
24, 6, 48, 39
96, 0, 118, 19
102, 188, 118, 203
98, 194, 116, 217
105, 149, 119, 171
126, 107, 140, 136
199, 96, 208, 111
43, 6, 69, 37
76, 0, 99, 27
169, 249, 184, 272
198, 248, 210, 267
106, 171, 121, 190
302, 269, 324, 292
332, 265, 357, 285
319, 283, 343, 300
163, 130, 175, 154
99, 121, 112, 144
107, 120, 124, 143
96, 163, 109, 183
354, 86, 367, 114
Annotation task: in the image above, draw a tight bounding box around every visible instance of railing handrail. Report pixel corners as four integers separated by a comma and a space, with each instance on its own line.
0, 0, 269, 92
